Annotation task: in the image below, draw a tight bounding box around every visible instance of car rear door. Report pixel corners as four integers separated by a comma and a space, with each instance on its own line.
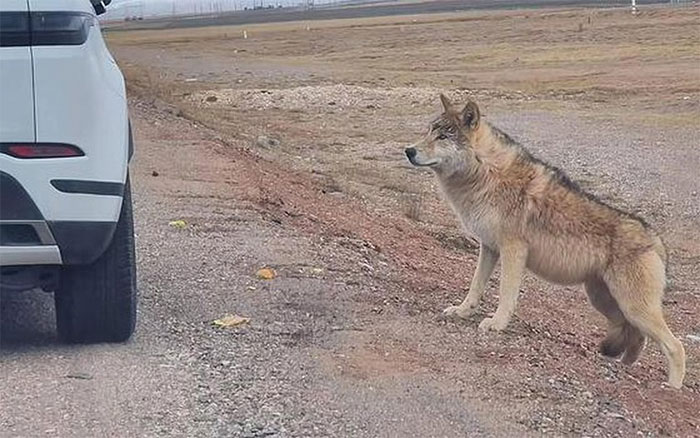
0, 0, 35, 143
28, 0, 128, 182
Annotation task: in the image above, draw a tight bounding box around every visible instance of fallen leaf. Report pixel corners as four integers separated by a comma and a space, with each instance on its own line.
169, 220, 187, 229
256, 268, 276, 280
213, 315, 250, 328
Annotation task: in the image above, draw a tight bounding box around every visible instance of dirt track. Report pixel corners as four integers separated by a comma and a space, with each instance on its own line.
2, 4, 699, 437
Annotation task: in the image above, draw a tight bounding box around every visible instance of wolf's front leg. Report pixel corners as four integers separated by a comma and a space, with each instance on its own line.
444, 243, 498, 319
479, 241, 527, 332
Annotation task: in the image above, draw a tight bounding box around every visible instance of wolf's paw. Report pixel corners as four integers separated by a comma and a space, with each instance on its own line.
442, 305, 474, 320
599, 337, 625, 359
478, 317, 508, 333
662, 380, 683, 390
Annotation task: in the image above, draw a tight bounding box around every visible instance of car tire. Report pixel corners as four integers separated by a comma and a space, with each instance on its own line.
55, 176, 137, 343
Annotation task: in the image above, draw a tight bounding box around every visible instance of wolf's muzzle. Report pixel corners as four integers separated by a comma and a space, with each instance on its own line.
405, 147, 417, 163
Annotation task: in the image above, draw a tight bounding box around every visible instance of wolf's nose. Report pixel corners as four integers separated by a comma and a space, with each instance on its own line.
405, 147, 417, 159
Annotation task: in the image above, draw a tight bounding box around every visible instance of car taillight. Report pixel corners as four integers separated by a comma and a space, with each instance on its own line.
31, 12, 95, 46
0, 11, 31, 47
0, 143, 85, 159
0, 12, 95, 48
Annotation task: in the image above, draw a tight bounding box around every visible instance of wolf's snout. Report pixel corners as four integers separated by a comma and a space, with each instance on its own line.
405, 147, 417, 160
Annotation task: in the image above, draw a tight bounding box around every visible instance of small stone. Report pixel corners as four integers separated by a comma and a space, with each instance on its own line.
606, 412, 626, 420
205, 95, 218, 102
151, 171, 160, 177
255, 135, 280, 148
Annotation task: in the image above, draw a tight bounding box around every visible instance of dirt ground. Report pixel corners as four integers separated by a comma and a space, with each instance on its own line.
2, 4, 699, 437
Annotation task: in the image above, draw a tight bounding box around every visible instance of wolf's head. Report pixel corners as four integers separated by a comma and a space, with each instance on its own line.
405, 94, 481, 174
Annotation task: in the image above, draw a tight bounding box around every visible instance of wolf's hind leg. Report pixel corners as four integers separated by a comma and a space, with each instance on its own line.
444, 244, 498, 319
585, 277, 645, 362
604, 253, 686, 388
621, 326, 646, 365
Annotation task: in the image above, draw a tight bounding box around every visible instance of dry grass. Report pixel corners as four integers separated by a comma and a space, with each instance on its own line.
106, 9, 519, 45
122, 15, 694, 104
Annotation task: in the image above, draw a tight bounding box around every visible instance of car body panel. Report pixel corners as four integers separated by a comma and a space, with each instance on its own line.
0, 0, 35, 144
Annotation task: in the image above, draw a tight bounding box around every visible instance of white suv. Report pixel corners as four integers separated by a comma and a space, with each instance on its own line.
0, 0, 136, 343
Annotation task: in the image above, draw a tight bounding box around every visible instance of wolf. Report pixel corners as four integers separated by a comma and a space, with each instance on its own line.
404, 94, 685, 388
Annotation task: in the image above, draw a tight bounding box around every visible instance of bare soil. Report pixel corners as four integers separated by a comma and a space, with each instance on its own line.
2, 5, 698, 437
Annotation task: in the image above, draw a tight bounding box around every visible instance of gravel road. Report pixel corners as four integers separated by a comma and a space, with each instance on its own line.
1, 102, 534, 437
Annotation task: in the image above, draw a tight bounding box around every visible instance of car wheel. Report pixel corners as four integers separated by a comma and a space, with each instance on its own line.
55, 176, 137, 343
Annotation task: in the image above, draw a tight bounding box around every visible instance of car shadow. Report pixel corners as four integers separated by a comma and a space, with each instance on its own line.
0, 289, 59, 351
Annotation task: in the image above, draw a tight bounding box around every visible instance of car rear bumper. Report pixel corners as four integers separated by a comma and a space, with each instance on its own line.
0, 171, 119, 266
48, 220, 117, 265
0, 245, 62, 266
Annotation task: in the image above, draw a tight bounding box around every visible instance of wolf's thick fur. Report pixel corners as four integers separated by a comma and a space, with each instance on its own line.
405, 95, 685, 388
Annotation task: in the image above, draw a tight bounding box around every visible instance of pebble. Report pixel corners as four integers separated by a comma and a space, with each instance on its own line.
686, 334, 700, 343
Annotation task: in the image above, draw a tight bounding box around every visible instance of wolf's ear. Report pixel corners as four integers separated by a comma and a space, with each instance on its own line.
461, 100, 480, 130
439, 93, 453, 113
